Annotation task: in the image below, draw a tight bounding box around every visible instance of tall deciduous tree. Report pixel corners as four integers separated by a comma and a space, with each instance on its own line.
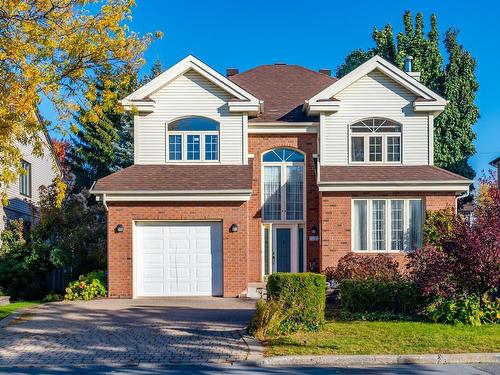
336, 11, 478, 178
0, 0, 160, 204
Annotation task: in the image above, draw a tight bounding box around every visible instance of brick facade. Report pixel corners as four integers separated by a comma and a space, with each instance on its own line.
247, 134, 320, 279
319, 191, 456, 270
107, 201, 248, 298
105, 142, 459, 298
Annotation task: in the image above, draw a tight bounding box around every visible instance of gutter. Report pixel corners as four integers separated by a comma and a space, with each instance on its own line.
90, 181, 108, 211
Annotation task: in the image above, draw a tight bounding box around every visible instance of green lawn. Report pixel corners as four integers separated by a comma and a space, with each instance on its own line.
0, 302, 39, 320
264, 321, 500, 356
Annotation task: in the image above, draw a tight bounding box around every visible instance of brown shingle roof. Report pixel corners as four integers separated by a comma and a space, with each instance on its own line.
320, 165, 470, 183
229, 64, 336, 122
93, 161, 253, 192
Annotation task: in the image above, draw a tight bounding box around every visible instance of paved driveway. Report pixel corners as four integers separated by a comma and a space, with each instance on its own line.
0, 298, 257, 366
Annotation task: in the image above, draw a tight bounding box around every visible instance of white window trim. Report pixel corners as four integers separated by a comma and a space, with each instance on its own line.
167, 131, 219, 162
19, 160, 32, 198
348, 119, 403, 164
261, 160, 306, 223
351, 198, 424, 253
261, 223, 306, 278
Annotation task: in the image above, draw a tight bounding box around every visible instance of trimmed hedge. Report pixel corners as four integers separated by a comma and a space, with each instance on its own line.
340, 279, 423, 316
267, 272, 326, 333
249, 272, 326, 338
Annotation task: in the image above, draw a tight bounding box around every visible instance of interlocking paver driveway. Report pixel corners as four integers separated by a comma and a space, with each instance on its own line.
0, 298, 256, 366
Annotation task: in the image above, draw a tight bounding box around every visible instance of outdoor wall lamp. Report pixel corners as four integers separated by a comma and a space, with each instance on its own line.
229, 224, 238, 233
311, 226, 318, 235
115, 224, 125, 233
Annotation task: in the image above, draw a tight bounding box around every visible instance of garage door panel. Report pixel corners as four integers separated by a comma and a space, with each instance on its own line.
142, 253, 164, 264
136, 222, 222, 297
169, 239, 190, 249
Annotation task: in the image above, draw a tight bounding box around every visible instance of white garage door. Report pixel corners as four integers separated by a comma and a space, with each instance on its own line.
135, 222, 223, 297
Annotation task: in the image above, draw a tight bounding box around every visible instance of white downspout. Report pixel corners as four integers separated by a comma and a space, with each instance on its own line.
455, 190, 469, 214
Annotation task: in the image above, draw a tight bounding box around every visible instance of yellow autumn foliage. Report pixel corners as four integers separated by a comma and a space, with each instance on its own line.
0, 0, 157, 205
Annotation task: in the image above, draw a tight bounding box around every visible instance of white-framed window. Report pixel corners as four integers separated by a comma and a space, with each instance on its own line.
352, 198, 424, 252
262, 148, 305, 222
350, 118, 402, 163
19, 160, 32, 197
167, 117, 219, 162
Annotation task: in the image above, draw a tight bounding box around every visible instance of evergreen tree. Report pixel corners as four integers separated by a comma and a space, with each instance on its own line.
68, 66, 137, 190
140, 58, 163, 85
335, 12, 478, 178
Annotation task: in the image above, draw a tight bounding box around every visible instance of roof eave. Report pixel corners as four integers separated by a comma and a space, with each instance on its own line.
123, 55, 261, 106
91, 189, 253, 202
304, 100, 341, 115
317, 180, 472, 193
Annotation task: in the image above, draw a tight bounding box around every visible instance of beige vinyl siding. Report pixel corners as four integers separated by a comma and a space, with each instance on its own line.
2, 131, 58, 221
322, 70, 430, 166
135, 69, 244, 165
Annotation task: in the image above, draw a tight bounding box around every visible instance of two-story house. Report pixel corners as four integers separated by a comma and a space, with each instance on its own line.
91, 55, 471, 298
1, 117, 61, 233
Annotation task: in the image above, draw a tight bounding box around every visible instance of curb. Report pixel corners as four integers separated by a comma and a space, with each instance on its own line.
260, 353, 500, 367
241, 333, 265, 364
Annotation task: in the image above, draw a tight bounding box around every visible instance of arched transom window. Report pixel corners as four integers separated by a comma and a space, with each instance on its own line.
262, 148, 305, 221
167, 117, 219, 162
350, 118, 401, 163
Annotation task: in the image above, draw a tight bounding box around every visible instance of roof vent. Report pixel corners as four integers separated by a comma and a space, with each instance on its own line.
274, 62, 287, 65
319, 68, 331, 76
226, 68, 239, 77
404, 56, 413, 72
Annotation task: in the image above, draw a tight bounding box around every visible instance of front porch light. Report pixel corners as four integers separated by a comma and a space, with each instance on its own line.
229, 223, 238, 233
115, 224, 125, 233
311, 225, 318, 235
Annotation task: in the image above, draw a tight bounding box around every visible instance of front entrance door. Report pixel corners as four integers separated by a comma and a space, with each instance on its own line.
275, 228, 291, 272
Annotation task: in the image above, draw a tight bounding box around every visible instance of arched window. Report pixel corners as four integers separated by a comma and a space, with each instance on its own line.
349, 118, 401, 163
262, 148, 305, 221
167, 117, 220, 161
262, 148, 305, 163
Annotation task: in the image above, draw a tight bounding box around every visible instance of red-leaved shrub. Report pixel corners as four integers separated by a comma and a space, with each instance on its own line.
324, 253, 401, 282
408, 177, 500, 300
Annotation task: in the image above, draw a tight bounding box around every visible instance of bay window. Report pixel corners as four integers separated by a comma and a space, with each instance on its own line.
167, 117, 219, 162
350, 118, 402, 163
353, 198, 423, 252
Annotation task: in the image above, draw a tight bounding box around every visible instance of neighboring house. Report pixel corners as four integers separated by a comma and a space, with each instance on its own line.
91, 55, 471, 298
490, 156, 500, 186
0, 120, 61, 233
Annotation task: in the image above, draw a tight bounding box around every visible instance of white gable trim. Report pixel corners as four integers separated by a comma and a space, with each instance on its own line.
122, 55, 261, 114
306, 55, 447, 115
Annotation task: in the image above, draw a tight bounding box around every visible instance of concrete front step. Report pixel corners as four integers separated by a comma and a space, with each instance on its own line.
246, 282, 267, 299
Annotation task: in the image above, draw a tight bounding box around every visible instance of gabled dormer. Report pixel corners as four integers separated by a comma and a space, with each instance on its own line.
121, 55, 261, 165
305, 55, 447, 167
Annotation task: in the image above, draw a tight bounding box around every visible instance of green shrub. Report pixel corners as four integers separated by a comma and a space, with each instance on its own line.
423, 208, 455, 249
248, 299, 288, 339
429, 295, 499, 325
340, 279, 424, 316
64, 271, 107, 301
43, 292, 63, 302
264, 272, 326, 336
